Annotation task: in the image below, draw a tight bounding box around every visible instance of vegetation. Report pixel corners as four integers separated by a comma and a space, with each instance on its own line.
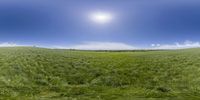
0, 47, 200, 99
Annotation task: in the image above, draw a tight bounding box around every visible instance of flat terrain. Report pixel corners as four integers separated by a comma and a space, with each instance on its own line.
0, 47, 200, 100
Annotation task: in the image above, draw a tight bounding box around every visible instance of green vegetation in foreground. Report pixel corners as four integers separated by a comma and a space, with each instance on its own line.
0, 47, 200, 100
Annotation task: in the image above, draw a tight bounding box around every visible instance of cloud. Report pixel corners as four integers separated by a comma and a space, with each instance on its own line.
53, 40, 200, 50
0, 42, 22, 47
1, 40, 200, 50
56, 42, 138, 50
151, 40, 200, 49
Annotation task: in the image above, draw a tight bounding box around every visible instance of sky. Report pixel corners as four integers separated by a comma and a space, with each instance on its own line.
1, 0, 200, 50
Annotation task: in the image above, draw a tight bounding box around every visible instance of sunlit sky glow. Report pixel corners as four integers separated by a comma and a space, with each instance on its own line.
90, 12, 113, 24
0, 0, 200, 49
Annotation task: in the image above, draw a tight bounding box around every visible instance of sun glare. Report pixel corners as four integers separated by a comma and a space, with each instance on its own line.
90, 12, 113, 24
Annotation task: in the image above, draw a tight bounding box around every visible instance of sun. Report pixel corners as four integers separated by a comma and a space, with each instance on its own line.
90, 12, 113, 24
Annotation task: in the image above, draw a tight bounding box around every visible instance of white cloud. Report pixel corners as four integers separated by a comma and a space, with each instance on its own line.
151, 40, 200, 49
151, 44, 160, 47
151, 44, 155, 47
0, 42, 22, 47
1, 40, 200, 50
52, 41, 200, 50
56, 42, 138, 50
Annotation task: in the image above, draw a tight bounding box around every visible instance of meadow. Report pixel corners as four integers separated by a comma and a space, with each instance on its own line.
0, 47, 200, 100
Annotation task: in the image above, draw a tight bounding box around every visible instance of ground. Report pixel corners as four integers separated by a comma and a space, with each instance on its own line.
0, 47, 200, 100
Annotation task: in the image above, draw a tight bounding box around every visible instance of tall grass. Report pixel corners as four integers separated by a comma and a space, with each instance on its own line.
0, 47, 200, 99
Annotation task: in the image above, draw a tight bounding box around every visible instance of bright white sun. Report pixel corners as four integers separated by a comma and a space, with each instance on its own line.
90, 12, 113, 24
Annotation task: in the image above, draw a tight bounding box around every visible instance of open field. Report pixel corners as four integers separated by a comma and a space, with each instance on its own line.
0, 47, 200, 99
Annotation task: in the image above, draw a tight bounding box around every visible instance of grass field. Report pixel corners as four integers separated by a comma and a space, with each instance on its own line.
0, 47, 200, 100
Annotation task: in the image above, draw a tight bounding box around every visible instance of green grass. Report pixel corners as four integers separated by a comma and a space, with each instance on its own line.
0, 47, 200, 99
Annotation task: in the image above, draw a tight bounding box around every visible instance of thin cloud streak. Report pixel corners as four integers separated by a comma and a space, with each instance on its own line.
0, 42, 22, 47
151, 40, 200, 49
56, 42, 138, 50
1, 41, 200, 50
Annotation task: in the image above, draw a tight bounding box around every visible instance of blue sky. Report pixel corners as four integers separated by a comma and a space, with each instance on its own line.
0, 0, 200, 49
